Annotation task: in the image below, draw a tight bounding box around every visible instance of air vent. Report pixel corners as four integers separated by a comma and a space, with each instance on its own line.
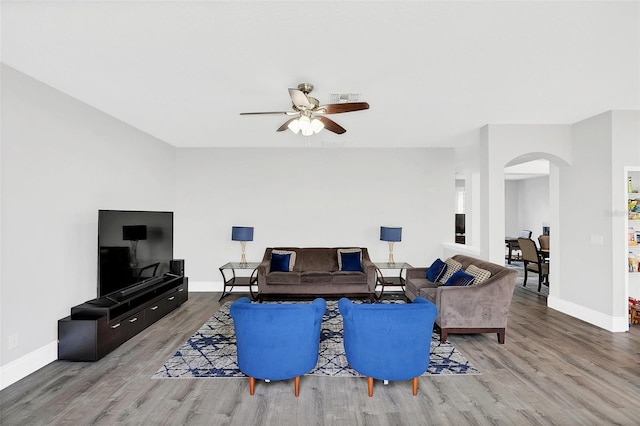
329, 93, 360, 103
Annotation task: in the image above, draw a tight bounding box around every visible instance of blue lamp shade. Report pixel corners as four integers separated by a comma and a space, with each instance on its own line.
380, 226, 402, 242
232, 226, 254, 242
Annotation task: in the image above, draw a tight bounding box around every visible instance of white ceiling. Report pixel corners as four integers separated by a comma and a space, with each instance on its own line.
2, 1, 639, 148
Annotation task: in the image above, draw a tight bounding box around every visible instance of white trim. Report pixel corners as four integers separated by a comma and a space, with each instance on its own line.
0, 341, 57, 391
548, 295, 629, 332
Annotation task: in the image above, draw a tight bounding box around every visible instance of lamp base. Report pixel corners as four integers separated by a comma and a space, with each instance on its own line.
240, 242, 247, 266
387, 242, 395, 267
129, 240, 139, 268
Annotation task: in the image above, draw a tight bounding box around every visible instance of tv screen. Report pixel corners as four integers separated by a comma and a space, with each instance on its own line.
98, 210, 173, 299
455, 213, 465, 234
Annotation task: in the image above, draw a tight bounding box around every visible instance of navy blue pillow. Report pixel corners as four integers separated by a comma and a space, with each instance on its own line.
443, 269, 475, 286
340, 251, 362, 271
426, 258, 447, 282
270, 253, 291, 272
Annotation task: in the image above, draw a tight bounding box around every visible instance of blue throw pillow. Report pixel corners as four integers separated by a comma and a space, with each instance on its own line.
443, 269, 475, 286
340, 251, 362, 271
270, 253, 291, 272
426, 258, 447, 282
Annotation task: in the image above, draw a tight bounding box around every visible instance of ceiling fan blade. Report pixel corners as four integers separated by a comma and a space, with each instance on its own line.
289, 88, 312, 109
276, 118, 298, 132
318, 102, 370, 114
317, 116, 346, 134
240, 111, 292, 115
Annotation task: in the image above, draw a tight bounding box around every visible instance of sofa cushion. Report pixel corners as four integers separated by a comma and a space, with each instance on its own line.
426, 258, 447, 282
406, 277, 438, 300
337, 248, 362, 270
340, 251, 362, 271
301, 271, 333, 284
300, 248, 336, 271
443, 269, 475, 287
271, 249, 296, 271
440, 258, 462, 283
419, 286, 438, 303
271, 252, 292, 272
266, 271, 301, 285
332, 270, 367, 285
465, 264, 491, 284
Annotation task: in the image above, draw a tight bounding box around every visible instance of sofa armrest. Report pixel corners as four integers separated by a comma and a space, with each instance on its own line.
435, 271, 516, 329
257, 259, 271, 286
407, 267, 428, 280
361, 259, 378, 291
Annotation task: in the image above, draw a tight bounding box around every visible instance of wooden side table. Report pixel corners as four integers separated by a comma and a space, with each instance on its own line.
374, 262, 412, 300
218, 262, 260, 301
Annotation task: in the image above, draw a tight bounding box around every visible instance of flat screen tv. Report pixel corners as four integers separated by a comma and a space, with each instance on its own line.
455, 213, 465, 235
98, 210, 173, 299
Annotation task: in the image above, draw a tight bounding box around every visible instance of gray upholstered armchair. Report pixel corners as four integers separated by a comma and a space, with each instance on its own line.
405, 255, 517, 344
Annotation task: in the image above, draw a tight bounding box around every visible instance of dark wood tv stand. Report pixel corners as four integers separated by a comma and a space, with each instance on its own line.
58, 275, 188, 361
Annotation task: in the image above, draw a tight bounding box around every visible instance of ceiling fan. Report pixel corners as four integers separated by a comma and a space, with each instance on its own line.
240, 83, 369, 136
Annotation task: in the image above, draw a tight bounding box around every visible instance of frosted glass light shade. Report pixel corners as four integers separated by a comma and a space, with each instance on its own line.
288, 119, 300, 134
311, 118, 324, 134
299, 115, 311, 132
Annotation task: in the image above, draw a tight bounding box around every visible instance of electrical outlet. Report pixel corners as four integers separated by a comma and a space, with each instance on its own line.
8, 333, 19, 349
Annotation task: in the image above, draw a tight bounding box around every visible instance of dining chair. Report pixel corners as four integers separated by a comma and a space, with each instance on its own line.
518, 237, 549, 292
538, 235, 550, 260
505, 230, 533, 263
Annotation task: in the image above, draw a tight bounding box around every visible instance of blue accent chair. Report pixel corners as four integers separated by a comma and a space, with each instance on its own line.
338, 297, 438, 397
229, 297, 326, 396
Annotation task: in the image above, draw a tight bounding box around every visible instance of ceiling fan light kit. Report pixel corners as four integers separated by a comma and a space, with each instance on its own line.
288, 114, 324, 136
240, 83, 369, 137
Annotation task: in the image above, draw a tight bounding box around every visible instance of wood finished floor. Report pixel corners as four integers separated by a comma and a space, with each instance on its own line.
1, 287, 639, 426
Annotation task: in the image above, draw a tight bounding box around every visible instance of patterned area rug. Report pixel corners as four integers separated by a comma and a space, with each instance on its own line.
153, 300, 479, 378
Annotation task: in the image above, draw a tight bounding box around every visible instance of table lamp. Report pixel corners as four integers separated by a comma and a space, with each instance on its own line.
380, 226, 402, 266
232, 226, 254, 266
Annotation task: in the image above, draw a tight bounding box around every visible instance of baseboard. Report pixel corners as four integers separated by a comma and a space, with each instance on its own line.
0, 341, 57, 391
547, 295, 629, 332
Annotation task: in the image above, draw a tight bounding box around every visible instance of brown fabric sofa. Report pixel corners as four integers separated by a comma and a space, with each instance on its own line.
257, 247, 376, 302
405, 254, 517, 344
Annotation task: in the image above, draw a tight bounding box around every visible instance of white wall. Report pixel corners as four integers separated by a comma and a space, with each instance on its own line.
505, 176, 550, 238
175, 148, 455, 290
519, 176, 550, 238
550, 111, 640, 332
1, 65, 176, 388
504, 180, 519, 236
